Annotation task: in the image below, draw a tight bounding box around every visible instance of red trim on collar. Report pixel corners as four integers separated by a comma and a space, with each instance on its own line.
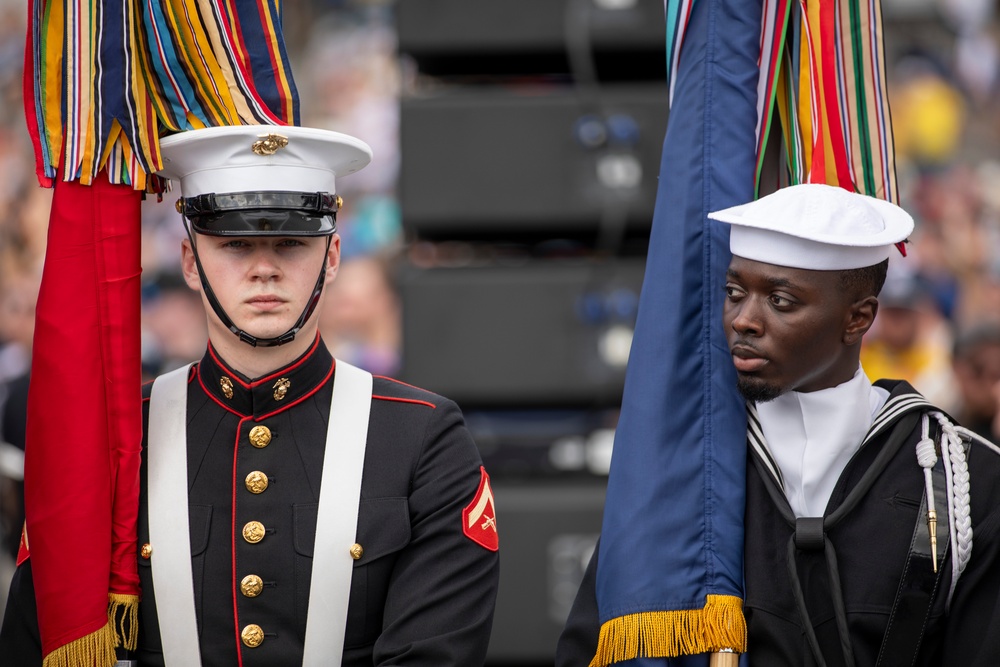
205, 333, 324, 390
196, 366, 246, 418
194, 359, 335, 420
207, 344, 251, 390
255, 363, 334, 421
250, 335, 324, 387
372, 395, 437, 409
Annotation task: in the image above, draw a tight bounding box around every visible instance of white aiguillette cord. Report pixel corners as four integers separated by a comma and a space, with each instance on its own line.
148, 360, 373, 666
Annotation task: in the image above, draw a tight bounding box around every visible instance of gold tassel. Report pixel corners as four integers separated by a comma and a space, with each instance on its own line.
41, 623, 117, 667
108, 593, 140, 651
589, 595, 747, 667
40, 593, 140, 667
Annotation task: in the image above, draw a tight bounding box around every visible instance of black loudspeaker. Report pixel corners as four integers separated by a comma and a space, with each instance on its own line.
399, 259, 644, 409
486, 479, 605, 663
400, 85, 668, 239
397, 0, 665, 79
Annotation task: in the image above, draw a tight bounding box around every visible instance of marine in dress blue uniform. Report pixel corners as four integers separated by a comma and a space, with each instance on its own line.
1, 126, 500, 666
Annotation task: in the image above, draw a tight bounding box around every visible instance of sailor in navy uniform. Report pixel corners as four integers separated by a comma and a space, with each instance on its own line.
1, 125, 500, 666
557, 184, 1000, 666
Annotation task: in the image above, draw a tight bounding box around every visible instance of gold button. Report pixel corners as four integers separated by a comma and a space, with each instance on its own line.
220, 376, 234, 399
349, 543, 363, 560
248, 425, 271, 448
241, 624, 264, 648
242, 521, 266, 544
240, 574, 264, 598
140, 543, 153, 559
245, 471, 269, 494
272, 377, 290, 401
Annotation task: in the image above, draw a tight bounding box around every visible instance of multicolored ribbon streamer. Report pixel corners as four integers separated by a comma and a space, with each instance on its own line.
756, 0, 898, 202
24, 0, 299, 190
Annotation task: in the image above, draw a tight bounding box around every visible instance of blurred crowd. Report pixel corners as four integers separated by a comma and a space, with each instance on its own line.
1, 0, 1000, 606
860, 0, 1000, 444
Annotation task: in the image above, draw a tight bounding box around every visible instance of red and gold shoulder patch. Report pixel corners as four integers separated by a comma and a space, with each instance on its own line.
462, 466, 498, 551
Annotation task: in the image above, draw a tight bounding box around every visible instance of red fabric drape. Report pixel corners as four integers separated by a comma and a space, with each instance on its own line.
24, 172, 143, 657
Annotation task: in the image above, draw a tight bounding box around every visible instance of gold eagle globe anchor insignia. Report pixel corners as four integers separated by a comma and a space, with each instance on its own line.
273, 377, 291, 401
251, 133, 289, 156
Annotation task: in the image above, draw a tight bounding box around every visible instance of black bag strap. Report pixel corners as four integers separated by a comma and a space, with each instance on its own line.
875, 451, 949, 667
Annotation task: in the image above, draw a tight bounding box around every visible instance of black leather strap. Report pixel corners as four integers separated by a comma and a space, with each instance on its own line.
875, 451, 949, 667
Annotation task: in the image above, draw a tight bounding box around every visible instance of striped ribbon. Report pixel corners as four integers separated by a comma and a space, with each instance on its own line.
24, 0, 300, 190
665, 0, 898, 203
664, 0, 695, 104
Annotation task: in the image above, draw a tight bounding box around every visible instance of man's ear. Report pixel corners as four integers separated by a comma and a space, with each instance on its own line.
325, 234, 342, 285
180, 238, 202, 292
843, 296, 878, 346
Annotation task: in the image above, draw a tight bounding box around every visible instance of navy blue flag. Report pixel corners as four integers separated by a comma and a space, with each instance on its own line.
591, 0, 761, 664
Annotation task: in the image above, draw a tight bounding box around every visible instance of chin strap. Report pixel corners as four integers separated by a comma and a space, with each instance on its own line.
183, 220, 331, 347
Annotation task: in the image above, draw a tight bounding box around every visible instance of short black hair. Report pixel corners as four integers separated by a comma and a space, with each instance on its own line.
838, 259, 889, 300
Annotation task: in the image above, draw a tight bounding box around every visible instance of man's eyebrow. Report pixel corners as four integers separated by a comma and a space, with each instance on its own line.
765, 276, 799, 289
726, 268, 801, 290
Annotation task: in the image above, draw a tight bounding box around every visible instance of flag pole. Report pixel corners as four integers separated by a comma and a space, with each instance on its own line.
709, 649, 740, 666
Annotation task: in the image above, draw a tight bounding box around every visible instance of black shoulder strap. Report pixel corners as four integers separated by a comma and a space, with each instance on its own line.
875, 449, 949, 667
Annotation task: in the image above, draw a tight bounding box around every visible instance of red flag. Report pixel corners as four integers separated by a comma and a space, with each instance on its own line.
24, 172, 142, 663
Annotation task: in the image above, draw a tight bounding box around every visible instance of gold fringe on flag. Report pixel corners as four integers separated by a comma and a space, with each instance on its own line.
589, 595, 747, 667
40, 594, 139, 667
109, 593, 139, 651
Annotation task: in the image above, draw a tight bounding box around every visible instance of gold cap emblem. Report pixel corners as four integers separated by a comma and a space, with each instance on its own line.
273, 377, 290, 401
242, 521, 266, 544
248, 425, 272, 448
220, 376, 234, 399
245, 470, 269, 494
349, 543, 364, 560
241, 623, 265, 647
240, 574, 264, 598
251, 133, 288, 156
140, 543, 153, 559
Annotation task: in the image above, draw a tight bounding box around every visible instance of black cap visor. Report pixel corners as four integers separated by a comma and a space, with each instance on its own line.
181, 191, 339, 236
188, 209, 336, 236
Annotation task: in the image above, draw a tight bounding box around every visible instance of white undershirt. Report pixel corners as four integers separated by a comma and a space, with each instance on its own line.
756, 366, 890, 517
